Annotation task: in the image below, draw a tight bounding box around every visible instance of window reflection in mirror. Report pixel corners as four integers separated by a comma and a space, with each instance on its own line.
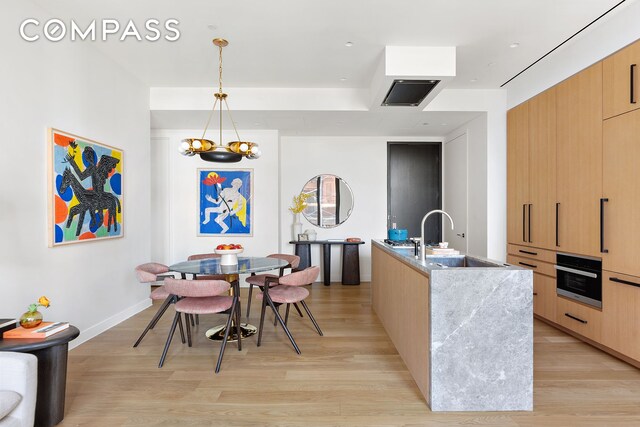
301, 174, 353, 228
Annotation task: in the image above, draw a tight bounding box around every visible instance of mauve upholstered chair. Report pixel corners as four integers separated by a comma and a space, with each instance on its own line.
257, 266, 322, 354
245, 254, 301, 320
133, 262, 182, 347
160, 277, 242, 373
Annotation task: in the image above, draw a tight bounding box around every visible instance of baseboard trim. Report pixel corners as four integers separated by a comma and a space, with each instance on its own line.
69, 298, 152, 350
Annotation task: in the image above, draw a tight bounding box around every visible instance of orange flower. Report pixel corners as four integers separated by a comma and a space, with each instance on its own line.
38, 296, 50, 308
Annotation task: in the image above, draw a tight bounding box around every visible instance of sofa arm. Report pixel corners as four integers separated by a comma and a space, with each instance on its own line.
0, 352, 37, 427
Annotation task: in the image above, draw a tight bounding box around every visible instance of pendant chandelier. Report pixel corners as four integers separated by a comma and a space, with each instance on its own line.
179, 38, 260, 163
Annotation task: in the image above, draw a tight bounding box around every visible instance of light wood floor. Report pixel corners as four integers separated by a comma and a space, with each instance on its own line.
61, 283, 640, 426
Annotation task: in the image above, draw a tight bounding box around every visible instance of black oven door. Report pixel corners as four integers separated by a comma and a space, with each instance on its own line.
556, 265, 602, 308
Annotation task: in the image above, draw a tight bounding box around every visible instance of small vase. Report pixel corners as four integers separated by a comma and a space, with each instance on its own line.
292, 213, 303, 241
20, 310, 43, 329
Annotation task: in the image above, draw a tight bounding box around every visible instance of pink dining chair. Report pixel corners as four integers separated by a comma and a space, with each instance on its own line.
133, 262, 183, 347
245, 254, 301, 320
159, 277, 242, 372
257, 266, 322, 354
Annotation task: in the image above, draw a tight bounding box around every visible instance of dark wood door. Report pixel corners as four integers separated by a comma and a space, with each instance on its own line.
387, 142, 442, 243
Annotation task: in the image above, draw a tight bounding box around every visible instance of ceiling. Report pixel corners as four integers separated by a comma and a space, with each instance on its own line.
30, 0, 631, 134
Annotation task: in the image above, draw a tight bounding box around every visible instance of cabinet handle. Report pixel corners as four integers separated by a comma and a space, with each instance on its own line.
564, 313, 587, 324
600, 198, 609, 254
631, 64, 637, 104
533, 292, 538, 296
556, 203, 560, 247
519, 261, 537, 269
522, 204, 526, 242
528, 204, 532, 243
519, 249, 538, 256
610, 277, 640, 288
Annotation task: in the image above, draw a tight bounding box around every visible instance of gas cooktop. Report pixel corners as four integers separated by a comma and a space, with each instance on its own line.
383, 239, 415, 248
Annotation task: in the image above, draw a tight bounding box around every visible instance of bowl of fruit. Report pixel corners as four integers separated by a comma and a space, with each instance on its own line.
215, 244, 244, 265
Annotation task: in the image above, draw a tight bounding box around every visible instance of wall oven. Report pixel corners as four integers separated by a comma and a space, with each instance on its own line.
555, 253, 602, 309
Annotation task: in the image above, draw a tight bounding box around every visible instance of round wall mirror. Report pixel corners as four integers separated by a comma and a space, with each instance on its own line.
301, 174, 354, 228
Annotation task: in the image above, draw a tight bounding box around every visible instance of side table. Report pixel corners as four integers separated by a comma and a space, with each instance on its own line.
0, 325, 80, 427
290, 240, 365, 285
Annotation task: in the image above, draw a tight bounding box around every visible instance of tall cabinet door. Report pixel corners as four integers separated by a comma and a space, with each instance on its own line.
556, 63, 603, 257
528, 88, 556, 249
603, 108, 640, 277
603, 41, 640, 119
507, 103, 530, 245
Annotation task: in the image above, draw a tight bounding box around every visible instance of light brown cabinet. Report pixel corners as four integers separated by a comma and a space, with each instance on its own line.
534, 274, 557, 323
507, 102, 529, 246
556, 63, 603, 257
556, 296, 602, 343
602, 271, 640, 361
603, 108, 640, 278
507, 88, 556, 249
603, 41, 640, 119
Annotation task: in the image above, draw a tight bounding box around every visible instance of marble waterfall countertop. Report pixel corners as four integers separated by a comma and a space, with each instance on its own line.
371, 239, 534, 411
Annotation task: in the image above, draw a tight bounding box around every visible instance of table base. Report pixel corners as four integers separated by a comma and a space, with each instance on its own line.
205, 323, 257, 342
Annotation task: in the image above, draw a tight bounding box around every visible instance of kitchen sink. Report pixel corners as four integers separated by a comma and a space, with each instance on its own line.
425, 255, 504, 268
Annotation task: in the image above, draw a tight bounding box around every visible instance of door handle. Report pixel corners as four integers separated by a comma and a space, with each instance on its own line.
631, 64, 637, 104
522, 204, 526, 243
456, 233, 465, 238
554, 265, 598, 279
555, 202, 560, 247
564, 313, 588, 324
528, 204, 532, 243
600, 198, 609, 254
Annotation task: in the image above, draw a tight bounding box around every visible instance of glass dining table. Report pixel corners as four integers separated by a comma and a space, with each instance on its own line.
169, 256, 288, 341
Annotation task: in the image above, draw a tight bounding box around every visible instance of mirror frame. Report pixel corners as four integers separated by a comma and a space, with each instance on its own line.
301, 174, 354, 228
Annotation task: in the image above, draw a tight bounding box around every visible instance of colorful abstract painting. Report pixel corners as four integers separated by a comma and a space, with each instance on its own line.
198, 169, 252, 236
48, 129, 123, 246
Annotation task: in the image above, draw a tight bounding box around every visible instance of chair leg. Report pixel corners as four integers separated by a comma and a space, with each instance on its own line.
274, 305, 279, 326
190, 313, 195, 327
235, 299, 243, 351
266, 295, 301, 354
293, 303, 304, 318
246, 284, 254, 319
159, 312, 180, 368
133, 295, 173, 347
185, 313, 192, 348
300, 300, 323, 336
196, 314, 199, 325
215, 301, 236, 373
257, 296, 267, 347
285, 304, 291, 326
177, 312, 186, 344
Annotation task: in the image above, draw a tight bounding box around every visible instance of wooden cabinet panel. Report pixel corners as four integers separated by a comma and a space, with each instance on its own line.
507, 102, 530, 245
507, 244, 556, 264
603, 109, 640, 277
534, 274, 557, 322
528, 88, 557, 249
556, 296, 602, 342
507, 255, 556, 278
603, 41, 640, 119
556, 63, 603, 257
602, 271, 640, 362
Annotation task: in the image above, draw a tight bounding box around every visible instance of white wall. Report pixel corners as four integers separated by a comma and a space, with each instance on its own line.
279, 136, 441, 282
507, 0, 640, 107
0, 2, 151, 347
150, 130, 280, 268
444, 114, 488, 257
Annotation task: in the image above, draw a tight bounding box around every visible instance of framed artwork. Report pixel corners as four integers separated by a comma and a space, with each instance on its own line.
198, 169, 253, 236
48, 128, 123, 246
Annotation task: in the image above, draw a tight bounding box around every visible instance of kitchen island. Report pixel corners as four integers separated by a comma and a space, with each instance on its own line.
371, 240, 533, 411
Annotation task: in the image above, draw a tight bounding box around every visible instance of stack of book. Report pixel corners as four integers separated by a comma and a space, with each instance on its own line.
3, 321, 69, 339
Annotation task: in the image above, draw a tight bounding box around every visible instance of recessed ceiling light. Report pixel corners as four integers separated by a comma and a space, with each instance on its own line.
487, 62, 494, 67
470, 78, 478, 83
207, 24, 218, 31
441, 123, 448, 126
422, 122, 430, 126
340, 77, 347, 81
253, 122, 261, 126
345, 41, 354, 47
509, 42, 520, 48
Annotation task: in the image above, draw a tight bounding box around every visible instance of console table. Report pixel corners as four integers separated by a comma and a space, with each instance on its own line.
289, 240, 365, 285
0, 325, 80, 427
